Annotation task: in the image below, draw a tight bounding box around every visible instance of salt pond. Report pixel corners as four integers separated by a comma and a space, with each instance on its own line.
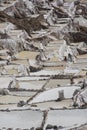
30, 86, 80, 103
44, 109, 87, 130
0, 110, 43, 129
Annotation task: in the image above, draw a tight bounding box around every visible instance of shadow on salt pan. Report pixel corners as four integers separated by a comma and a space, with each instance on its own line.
30, 86, 80, 103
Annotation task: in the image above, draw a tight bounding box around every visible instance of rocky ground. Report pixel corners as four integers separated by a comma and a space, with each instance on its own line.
0, 0, 87, 130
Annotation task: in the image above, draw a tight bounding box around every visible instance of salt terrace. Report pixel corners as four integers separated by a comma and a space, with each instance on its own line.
0, 0, 87, 129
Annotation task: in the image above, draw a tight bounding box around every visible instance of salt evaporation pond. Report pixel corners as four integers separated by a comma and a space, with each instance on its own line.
30, 69, 60, 76
34, 99, 72, 110
30, 86, 80, 103
44, 109, 87, 130
18, 80, 46, 90
16, 76, 49, 81
0, 95, 29, 104
0, 77, 12, 89
0, 110, 43, 129
10, 91, 36, 97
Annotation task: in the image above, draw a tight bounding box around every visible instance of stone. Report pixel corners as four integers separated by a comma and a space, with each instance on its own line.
7, 128, 13, 130
17, 100, 26, 107
30, 127, 35, 130
46, 124, 54, 129
36, 127, 43, 130
0, 88, 9, 95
